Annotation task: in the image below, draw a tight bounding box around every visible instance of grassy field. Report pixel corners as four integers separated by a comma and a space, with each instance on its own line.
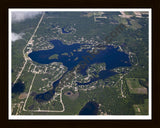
133, 99, 148, 115
126, 78, 147, 94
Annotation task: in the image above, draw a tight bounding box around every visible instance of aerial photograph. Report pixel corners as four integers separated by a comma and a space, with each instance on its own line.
9, 9, 151, 119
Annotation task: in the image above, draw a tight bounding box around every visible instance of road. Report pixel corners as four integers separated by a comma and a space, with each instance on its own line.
12, 12, 45, 114
120, 75, 126, 98
27, 86, 65, 113
13, 13, 140, 114
23, 72, 37, 111
114, 50, 139, 98
13, 12, 45, 85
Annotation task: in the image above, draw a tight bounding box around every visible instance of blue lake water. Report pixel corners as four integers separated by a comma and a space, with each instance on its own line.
35, 89, 55, 102
35, 71, 66, 102
29, 39, 131, 74
12, 80, 25, 94
76, 70, 116, 86
79, 101, 99, 115
62, 28, 72, 33
28, 39, 131, 102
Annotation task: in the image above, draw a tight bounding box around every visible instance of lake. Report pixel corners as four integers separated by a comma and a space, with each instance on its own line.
62, 28, 72, 33
29, 39, 131, 75
12, 80, 25, 94
79, 101, 99, 115
28, 39, 131, 102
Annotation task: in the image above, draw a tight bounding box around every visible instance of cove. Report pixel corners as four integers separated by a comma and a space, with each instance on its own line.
76, 70, 116, 86
79, 101, 99, 115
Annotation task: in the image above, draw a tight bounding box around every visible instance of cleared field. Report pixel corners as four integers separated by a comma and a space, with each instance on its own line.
133, 99, 148, 115
18, 92, 28, 99
126, 78, 147, 94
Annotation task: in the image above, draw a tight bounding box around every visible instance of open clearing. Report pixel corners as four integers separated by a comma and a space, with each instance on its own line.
126, 78, 147, 94
133, 99, 148, 115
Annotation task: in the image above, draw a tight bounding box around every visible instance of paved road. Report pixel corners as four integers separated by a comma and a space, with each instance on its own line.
12, 12, 45, 114
23, 72, 37, 111
13, 12, 45, 85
